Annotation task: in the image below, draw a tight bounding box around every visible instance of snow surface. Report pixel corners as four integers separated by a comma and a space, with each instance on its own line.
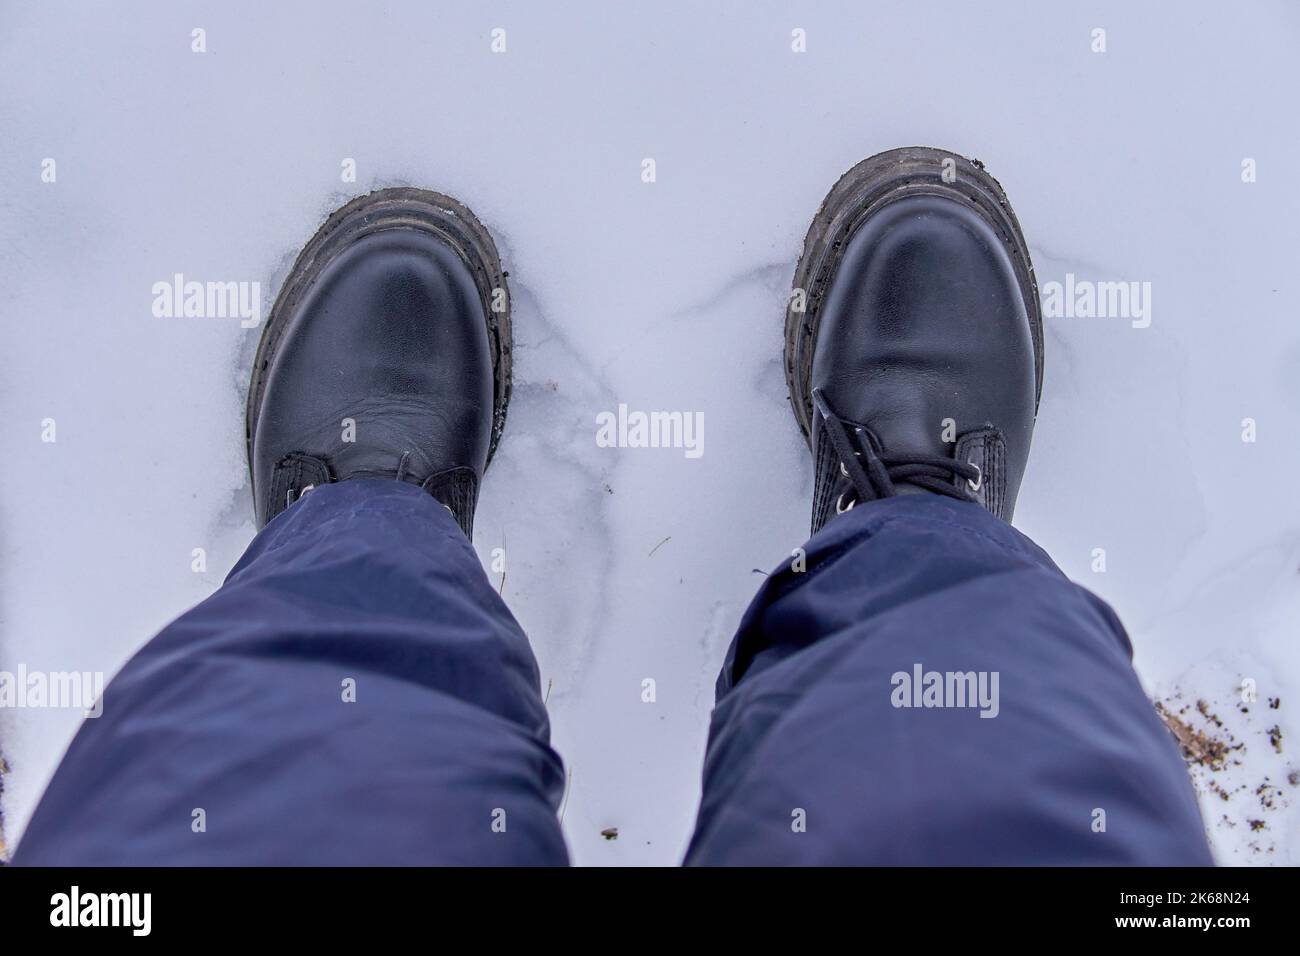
1, 0, 1297, 865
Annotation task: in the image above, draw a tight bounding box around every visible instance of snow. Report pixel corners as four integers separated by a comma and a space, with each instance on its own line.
1, 0, 1296, 865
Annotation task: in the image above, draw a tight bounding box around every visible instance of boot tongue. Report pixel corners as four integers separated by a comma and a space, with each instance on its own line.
835, 415, 948, 499
297, 405, 440, 484
811, 387, 981, 532
869, 404, 952, 462
827, 397, 956, 483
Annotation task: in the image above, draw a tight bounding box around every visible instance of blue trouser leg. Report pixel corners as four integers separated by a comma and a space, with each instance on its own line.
685, 494, 1213, 865
14, 479, 567, 865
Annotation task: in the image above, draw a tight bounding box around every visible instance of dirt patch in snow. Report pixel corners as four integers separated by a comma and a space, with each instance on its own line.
1157, 691, 1292, 859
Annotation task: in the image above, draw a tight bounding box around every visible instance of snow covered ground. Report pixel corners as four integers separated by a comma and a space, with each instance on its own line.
1, 0, 1296, 865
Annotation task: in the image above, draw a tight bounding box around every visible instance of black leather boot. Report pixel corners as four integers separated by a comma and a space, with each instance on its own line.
246, 188, 510, 538
785, 147, 1043, 534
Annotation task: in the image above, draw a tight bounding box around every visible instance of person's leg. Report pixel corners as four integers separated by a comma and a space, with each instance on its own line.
15, 479, 566, 865
15, 188, 567, 864
685, 493, 1212, 865
685, 149, 1211, 865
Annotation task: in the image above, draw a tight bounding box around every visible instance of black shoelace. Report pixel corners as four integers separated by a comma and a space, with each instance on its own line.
813, 388, 980, 513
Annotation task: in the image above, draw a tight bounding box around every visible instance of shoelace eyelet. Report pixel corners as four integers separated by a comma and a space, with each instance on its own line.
286, 483, 317, 508
837, 459, 857, 512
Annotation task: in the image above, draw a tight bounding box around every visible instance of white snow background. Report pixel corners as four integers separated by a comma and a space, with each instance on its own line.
1, 0, 1297, 865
